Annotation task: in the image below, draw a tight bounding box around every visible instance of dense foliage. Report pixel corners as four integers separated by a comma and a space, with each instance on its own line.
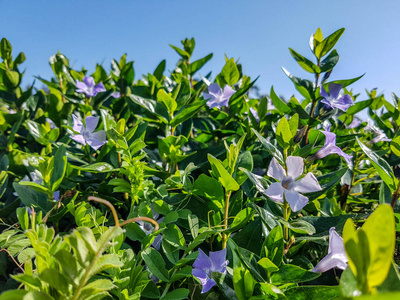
0, 28, 400, 299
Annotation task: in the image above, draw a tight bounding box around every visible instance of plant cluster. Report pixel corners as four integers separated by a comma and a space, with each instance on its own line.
0, 28, 400, 299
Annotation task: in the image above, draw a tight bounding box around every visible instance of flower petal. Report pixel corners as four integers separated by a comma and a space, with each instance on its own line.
86, 136, 106, 150
286, 156, 304, 180
70, 134, 86, 145
193, 249, 212, 270
328, 227, 345, 254
53, 190, 60, 201
311, 252, 348, 273
321, 129, 336, 146
264, 182, 284, 203
93, 83, 106, 96
72, 115, 83, 133
201, 278, 216, 294
267, 158, 286, 181
284, 190, 308, 212
209, 249, 228, 273
208, 83, 222, 96
83, 76, 95, 88
85, 116, 100, 134
328, 83, 342, 99
320, 86, 329, 99
294, 173, 322, 193
222, 85, 235, 99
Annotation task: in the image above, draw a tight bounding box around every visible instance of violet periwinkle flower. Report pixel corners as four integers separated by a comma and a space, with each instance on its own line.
312, 227, 348, 273
249, 107, 260, 123
45, 118, 58, 129
76, 76, 106, 97
203, 83, 235, 109
347, 117, 362, 129
312, 126, 353, 165
53, 190, 60, 202
27, 207, 32, 216
264, 156, 322, 212
111, 91, 121, 98
136, 206, 164, 250
320, 83, 353, 112
192, 248, 229, 294
70, 115, 107, 150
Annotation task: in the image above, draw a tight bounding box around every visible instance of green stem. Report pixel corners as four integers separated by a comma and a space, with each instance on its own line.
283, 199, 290, 242
221, 191, 232, 249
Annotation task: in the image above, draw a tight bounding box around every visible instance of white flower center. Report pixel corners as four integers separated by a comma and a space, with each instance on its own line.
281, 176, 295, 190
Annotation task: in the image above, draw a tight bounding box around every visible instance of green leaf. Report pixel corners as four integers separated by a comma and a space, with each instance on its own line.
157, 89, 177, 115
284, 286, 340, 300
264, 225, 284, 267
346, 98, 373, 115
160, 288, 189, 300
13, 183, 51, 212
306, 168, 348, 201
153, 59, 166, 81
193, 174, 224, 209
288, 113, 299, 137
16, 207, 29, 231
270, 264, 320, 285
26, 120, 49, 145
0, 290, 27, 300
141, 248, 170, 282
357, 137, 397, 191
282, 67, 314, 99
0, 38, 12, 60
170, 100, 206, 128
391, 136, 400, 157
289, 48, 320, 73
220, 58, 240, 86
39, 269, 69, 295
252, 128, 284, 164
315, 28, 345, 59
163, 224, 185, 250
50, 145, 67, 191
207, 154, 240, 192
320, 49, 340, 73
169, 45, 190, 60
269, 86, 291, 114
343, 205, 396, 291
188, 53, 213, 75
71, 162, 117, 173
276, 117, 292, 148
326, 74, 365, 89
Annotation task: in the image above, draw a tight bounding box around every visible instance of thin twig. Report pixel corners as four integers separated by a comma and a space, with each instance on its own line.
0, 249, 24, 273
88, 196, 119, 227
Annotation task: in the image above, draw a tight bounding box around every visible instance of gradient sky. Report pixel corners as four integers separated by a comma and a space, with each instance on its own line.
2, 1, 400, 103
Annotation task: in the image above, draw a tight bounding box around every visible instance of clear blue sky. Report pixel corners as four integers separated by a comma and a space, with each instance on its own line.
2, 1, 400, 102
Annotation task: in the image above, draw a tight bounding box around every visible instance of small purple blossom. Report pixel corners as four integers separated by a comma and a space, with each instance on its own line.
53, 191, 60, 202
203, 83, 235, 109
249, 107, 260, 123
45, 118, 58, 129
27, 207, 32, 216
264, 156, 322, 212
76, 76, 106, 97
320, 83, 353, 112
192, 248, 229, 294
312, 227, 348, 273
313, 126, 353, 165
347, 117, 362, 129
136, 207, 164, 250
70, 115, 107, 150
111, 91, 121, 98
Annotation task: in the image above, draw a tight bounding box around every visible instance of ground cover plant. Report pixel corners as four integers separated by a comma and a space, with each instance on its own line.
0, 28, 400, 299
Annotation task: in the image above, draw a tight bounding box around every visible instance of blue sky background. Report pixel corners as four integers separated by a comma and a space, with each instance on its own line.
2, 1, 400, 102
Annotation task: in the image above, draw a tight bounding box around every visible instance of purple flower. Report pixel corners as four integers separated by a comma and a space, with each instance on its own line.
111, 91, 121, 98
313, 126, 353, 165
249, 107, 260, 123
27, 207, 32, 216
203, 83, 235, 109
45, 118, 58, 129
312, 227, 348, 273
70, 115, 107, 150
264, 156, 322, 212
53, 191, 60, 202
192, 248, 229, 294
76, 76, 106, 97
347, 117, 362, 129
370, 131, 391, 144
320, 83, 353, 112
136, 207, 164, 250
